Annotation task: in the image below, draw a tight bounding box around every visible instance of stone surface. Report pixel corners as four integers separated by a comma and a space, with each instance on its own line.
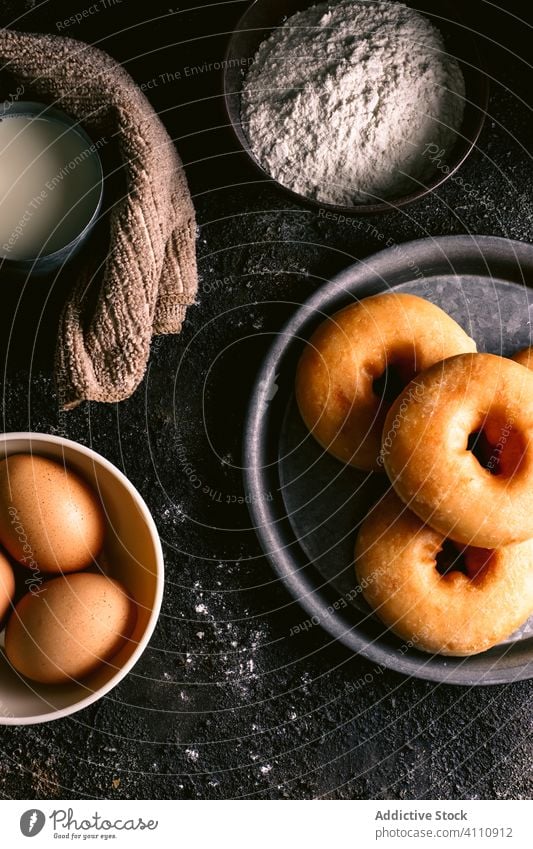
0, 0, 531, 800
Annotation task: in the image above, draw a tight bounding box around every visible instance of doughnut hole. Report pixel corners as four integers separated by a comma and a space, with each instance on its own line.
371, 351, 417, 406
466, 430, 493, 470
464, 547, 496, 584
466, 410, 528, 478
435, 539, 468, 576
435, 538, 493, 583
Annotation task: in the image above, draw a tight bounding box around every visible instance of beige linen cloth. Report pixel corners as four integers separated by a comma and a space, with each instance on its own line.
0, 29, 198, 408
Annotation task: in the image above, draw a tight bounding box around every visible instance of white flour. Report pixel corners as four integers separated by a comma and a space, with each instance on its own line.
241, 0, 465, 205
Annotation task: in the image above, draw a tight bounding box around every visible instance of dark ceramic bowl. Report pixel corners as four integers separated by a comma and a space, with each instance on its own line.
224, 0, 489, 215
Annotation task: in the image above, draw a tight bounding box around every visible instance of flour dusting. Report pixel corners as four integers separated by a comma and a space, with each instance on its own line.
241, 0, 465, 205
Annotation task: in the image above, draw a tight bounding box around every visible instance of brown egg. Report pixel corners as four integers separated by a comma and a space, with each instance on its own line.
0, 549, 15, 623
5, 573, 137, 684
0, 454, 105, 574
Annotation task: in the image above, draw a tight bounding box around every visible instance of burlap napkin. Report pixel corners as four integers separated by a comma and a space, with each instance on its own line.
0, 28, 198, 408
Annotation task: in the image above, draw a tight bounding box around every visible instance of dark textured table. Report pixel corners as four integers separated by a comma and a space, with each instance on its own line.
0, 0, 532, 800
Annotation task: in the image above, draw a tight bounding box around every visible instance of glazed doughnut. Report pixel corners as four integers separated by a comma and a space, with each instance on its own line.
382, 352, 533, 547
296, 292, 476, 471
355, 492, 533, 656
512, 346, 533, 369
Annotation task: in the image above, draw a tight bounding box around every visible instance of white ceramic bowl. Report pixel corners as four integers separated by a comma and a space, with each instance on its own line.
0, 433, 164, 725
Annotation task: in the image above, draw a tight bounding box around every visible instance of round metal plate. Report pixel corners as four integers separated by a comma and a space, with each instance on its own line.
244, 235, 533, 685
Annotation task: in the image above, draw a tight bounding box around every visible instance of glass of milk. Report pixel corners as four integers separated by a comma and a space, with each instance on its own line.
0, 101, 104, 274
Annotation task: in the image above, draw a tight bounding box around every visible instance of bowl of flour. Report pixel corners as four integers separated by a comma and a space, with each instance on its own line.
225, 0, 488, 213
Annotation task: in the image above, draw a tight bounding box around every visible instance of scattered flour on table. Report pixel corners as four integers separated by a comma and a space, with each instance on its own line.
241, 0, 465, 205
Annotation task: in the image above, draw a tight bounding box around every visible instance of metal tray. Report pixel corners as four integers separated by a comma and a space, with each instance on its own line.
244, 235, 533, 685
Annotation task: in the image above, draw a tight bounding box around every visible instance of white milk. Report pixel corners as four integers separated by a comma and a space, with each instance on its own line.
0, 115, 102, 260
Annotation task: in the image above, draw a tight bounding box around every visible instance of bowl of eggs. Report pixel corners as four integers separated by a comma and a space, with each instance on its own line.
0, 433, 163, 725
